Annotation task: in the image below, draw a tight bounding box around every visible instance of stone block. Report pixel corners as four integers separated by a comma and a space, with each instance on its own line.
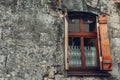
111, 38, 120, 48
0, 78, 8, 80
48, 79, 54, 80
114, 50, 120, 56
55, 74, 64, 80
0, 55, 5, 63
44, 77, 48, 80
48, 67, 56, 79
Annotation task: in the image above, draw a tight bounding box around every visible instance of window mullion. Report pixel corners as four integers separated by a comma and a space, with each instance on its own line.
80, 19, 86, 69
81, 37, 85, 68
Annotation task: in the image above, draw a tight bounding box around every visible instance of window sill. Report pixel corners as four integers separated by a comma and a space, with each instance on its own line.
67, 70, 111, 77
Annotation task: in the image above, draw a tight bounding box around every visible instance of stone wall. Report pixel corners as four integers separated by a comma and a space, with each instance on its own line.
0, 0, 120, 80
0, 0, 64, 80
62, 0, 108, 14
107, 1, 120, 80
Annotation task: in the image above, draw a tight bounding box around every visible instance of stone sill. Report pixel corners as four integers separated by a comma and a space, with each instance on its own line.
67, 71, 111, 77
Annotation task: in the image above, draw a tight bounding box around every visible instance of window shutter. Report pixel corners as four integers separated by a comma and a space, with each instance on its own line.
98, 15, 112, 71
65, 17, 69, 70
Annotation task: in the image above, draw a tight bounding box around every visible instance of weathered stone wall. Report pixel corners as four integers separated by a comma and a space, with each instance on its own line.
62, 0, 108, 14
0, 0, 64, 80
107, 1, 120, 80
0, 0, 120, 80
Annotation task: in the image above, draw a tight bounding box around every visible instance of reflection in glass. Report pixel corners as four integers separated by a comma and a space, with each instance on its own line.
84, 38, 97, 66
68, 37, 81, 67
68, 19, 80, 32
83, 19, 96, 32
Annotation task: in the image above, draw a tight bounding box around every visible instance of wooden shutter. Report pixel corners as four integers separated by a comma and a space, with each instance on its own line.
65, 17, 69, 70
96, 17, 102, 70
98, 15, 112, 71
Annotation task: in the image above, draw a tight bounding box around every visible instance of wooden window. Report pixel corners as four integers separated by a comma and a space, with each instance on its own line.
64, 12, 112, 76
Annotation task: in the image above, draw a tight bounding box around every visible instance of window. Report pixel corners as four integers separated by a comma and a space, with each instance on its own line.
68, 18, 98, 69
64, 12, 112, 76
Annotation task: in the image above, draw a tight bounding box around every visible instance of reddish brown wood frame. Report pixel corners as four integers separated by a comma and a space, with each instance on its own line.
68, 18, 99, 70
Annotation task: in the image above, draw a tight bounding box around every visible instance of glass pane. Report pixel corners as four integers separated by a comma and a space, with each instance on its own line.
83, 19, 96, 32
68, 19, 80, 32
84, 38, 97, 66
68, 37, 81, 67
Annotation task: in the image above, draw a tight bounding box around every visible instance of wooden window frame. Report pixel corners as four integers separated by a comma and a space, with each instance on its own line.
64, 12, 112, 76
68, 18, 99, 70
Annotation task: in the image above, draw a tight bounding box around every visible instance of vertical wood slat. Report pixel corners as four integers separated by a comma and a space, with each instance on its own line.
99, 15, 112, 71
65, 17, 69, 70
96, 16, 102, 70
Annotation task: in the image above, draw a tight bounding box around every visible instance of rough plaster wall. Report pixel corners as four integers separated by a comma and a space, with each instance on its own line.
0, 0, 120, 80
0, 0, 64, 80
62, 0, 108, 14
107, 1, 120, 80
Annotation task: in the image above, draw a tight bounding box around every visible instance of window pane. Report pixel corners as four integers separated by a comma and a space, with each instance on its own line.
83, 19, 96, 32
68, 37, 81, 67
68, 19, 80, 32
84, 38, 97, 66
